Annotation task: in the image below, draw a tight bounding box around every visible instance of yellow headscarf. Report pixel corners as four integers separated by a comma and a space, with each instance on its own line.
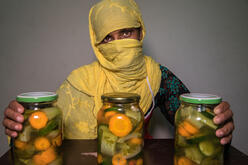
67, 0, 161, 117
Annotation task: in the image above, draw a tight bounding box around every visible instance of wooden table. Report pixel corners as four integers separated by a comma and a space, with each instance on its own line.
1, 139, 248, 164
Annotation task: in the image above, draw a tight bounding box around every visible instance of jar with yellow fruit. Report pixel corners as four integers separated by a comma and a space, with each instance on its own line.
13, 92, 63, 165
97, 93, 144, 165
174, 93, 223, 165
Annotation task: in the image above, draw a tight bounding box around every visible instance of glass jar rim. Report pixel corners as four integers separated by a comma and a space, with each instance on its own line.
16, 92, 57, 103
101, 92, 140, 103
180, 93, 222, 104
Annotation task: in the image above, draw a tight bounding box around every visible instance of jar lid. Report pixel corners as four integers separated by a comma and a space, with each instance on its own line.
101, 92, 140, 103
180, 93, 222, 104
16, 92, 58, 103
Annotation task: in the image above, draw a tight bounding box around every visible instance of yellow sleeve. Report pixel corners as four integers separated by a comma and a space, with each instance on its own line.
56, 80, 97, 139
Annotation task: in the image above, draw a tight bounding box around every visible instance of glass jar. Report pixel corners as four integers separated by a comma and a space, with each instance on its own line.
97, 93, 144, 165
174, 93, 223, 165
13, 92, 63, 165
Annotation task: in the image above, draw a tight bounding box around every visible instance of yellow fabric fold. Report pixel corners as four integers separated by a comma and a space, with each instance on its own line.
58, 0, 162, 139
67, 56, 161, 118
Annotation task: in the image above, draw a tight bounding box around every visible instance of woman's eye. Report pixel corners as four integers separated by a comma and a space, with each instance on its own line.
122, 31, 132, 38
103, 36, 113, 43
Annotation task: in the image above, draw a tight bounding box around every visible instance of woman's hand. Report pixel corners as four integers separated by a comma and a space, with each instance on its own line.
2, 100, 24, 137
213, 101, 234, 145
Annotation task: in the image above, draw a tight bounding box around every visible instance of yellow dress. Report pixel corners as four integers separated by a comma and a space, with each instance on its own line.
56, 0, 161, 139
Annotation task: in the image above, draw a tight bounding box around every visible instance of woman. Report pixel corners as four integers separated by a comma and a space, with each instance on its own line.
3, 0, 233, 145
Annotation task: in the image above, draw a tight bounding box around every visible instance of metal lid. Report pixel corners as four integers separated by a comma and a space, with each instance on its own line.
101, 92, 140, 103
16, 92, 58, 103
180, 93, 222, 104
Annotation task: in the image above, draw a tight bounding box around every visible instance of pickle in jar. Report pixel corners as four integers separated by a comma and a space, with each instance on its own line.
98, 93, 144, 165
14, 92, 63, 165
174, 93, 223, 165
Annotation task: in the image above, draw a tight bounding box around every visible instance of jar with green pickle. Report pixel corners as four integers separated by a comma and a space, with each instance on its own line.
13, 92, 63, 165
174, 93, 223, 165
97, 93, 144, 165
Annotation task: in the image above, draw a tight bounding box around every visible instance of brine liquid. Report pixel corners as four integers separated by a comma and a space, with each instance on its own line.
13, 107, 63, 165
97, 103, 144, 165
174, 104, 223, 165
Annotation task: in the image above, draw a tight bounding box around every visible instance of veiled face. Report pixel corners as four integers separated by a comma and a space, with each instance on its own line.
100, 28, 141, 44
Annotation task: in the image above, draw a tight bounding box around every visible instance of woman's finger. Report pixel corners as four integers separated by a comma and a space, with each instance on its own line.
220, 134, 233, 145
8, 100, 24, 113
214, 101, 230, 114
5, 128, 18, 138
2, 117, 23, 131
216, 121, 234, 137
4, 108, 24, 123
214, 108, 233, 125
